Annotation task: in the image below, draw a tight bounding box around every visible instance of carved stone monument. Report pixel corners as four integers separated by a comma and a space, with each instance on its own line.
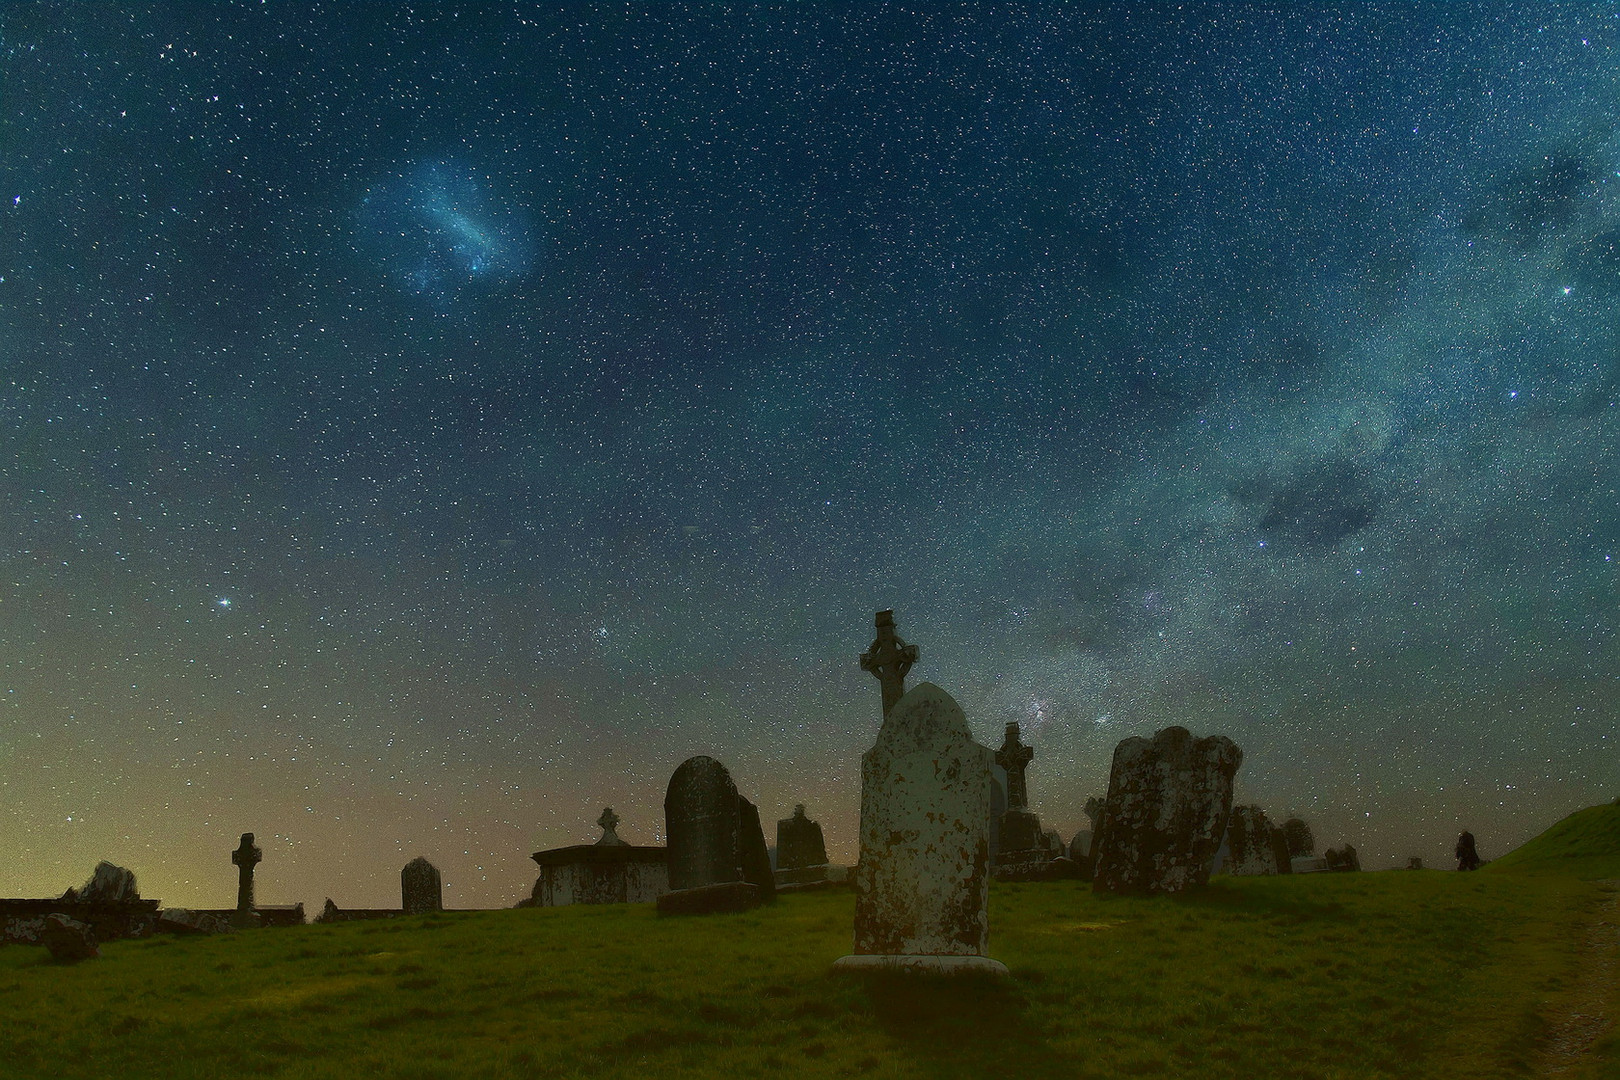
993, 723, 1051, 880
860, 609, 919, 716
834, 656, 1006, 975
530, 808, 669, 907
1092, 726, 1242, 895
775, 804, 830, 887
1222, 805, 1280, 876
401, 856, 443, 914
231, 833, 263, 928
657, 758, 775, 915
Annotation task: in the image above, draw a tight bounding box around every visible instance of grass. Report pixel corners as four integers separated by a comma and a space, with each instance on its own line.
4, 808, 1620, 1079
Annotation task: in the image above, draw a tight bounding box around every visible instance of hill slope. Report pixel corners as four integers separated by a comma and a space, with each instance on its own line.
1490, 801, 1620, 878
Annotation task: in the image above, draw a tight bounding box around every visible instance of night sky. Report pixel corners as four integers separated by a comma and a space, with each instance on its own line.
5, 2, 1619, 913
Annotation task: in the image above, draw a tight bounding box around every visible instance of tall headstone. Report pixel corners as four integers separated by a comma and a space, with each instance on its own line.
775, 805, 830, 886
1092, 726, 1242, 895
834, 680, 1006, 976
231, 833, 263, 928
657, 756, 774, 915
401, 856, 443, 914
1222, 805, 1280, 876
993, 723, 1051, 880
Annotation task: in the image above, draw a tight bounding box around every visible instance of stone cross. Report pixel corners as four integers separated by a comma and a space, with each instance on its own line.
995, 723, 1035, 811
859, 609, 920, 716
596, 806, 627, 846
231, 832, 262, 916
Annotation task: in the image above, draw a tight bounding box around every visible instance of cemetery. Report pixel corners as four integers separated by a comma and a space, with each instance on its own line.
0, 610, 1616, 1078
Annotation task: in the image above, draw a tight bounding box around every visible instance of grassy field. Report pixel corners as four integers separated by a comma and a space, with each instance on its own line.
3, 808, 1619, 1080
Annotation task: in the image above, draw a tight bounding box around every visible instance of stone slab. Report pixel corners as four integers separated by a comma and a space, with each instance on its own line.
655, 881, 761, 916
831, 953, 1009, 977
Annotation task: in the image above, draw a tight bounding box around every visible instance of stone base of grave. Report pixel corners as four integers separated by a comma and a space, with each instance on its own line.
831, 953, 1009, 977
774, 864, 829, 887
655, 881, 760, 916
994, 848, 1054, 882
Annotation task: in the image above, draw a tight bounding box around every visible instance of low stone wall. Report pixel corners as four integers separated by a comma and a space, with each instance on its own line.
0, 898, 160, 945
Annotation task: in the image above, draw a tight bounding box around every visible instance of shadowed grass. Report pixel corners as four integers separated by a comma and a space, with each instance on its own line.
3, 811, 1620, 1079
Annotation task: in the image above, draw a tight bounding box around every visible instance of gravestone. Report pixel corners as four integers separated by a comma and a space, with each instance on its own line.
231, 833, 263, 928
775, 805, 830, 886
1281, 818, 1315, 858
41, 913, 98, 963
1092, 726, 1242, 895
530, 807, 669, 907
994, 723, 1052, 880
987, 774, 1007, 860
834, 680, 1006, 976
1455, 831, 1482, 871
74, 861, 139, 904
657, 756, 774, 914
1070, 830, 1093, 863
401, 856, 443, 914
1406, 857, 1424, 870
1269, 826, 1294, 875
1223, 805, 1280, 876
860, 609, 920, 716
1322, 845, 1361, 872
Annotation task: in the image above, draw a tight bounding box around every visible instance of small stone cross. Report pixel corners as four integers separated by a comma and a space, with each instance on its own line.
596, 806, 626, 846
859, 609, 920, 716
995, 723, 1035, 811
231, 832, 262, 915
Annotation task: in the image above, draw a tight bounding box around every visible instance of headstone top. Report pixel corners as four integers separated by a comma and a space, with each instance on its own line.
596, 806, 628, 846
995, 723, 1035, 811
231, 833, 262, 870
860, 609, 920, 716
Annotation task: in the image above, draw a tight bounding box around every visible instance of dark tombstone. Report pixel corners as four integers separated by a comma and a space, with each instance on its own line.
1407, 857, 1424, 870
994, 723, 1051, 880
1223, 805, 1280, 876
775, 805, 830, 886
40, 913, 98, 963
1455, 831, 1482, 872
1270, 827, 1294, 875
657, 756, 773, 914
1322, 845, 1361, 872
1092, 726, 1242, 895
1281, 818, 1315, 858
595, 807, 628, 846
401, 856, 443, 914
231, 833, 263, 928
859, 609, 920, 716
834, 680, 1006, 976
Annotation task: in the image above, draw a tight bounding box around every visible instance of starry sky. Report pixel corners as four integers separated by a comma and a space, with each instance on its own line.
4, 2, 1619, 913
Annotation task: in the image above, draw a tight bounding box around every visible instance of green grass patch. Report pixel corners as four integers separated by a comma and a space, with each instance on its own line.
0, 863, 1612, 1078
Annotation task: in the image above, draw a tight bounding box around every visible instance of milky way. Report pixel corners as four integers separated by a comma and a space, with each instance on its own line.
2, 3, 1618, 912
357, 159, 538, 307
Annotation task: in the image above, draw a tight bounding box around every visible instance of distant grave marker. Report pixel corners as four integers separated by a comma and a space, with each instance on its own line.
231, 833, 263, 928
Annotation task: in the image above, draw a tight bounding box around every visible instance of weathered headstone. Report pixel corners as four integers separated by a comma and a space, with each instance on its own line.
231, 833, 263, 928
988, 774, 1007, 859
1070, 830, 1093, 863
860, 609, 920, 716
1281, 817, 1315, 858
994, 723, 1053, 880
76, 861, 139, 904
775, 805, 830, 886
1406, 856, 1424, 870
401, 856, 443, 914
529, 807, 668, 907
1455, 831, 1482, 871
41, 913, 98, 962
657, 756, 774, 914
1322, 845, 1361, 872
1223, 805, 1280, 876
1092, 726, 1242, 895
834, 680, 1006, 976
